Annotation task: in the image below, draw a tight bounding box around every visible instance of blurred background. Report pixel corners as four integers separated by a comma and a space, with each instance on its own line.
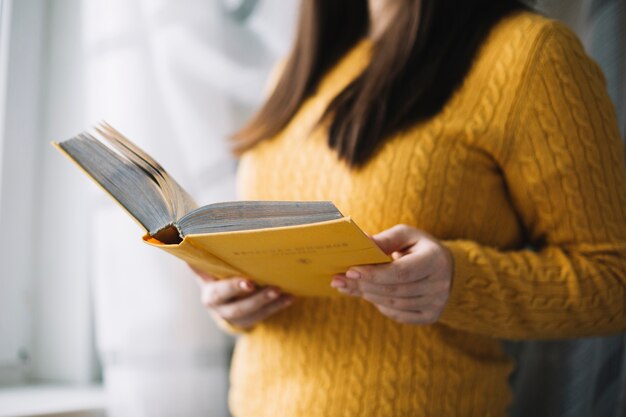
0, 0, 623, 416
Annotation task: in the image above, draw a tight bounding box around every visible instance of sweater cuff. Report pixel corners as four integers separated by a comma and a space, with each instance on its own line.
437, 240, 476, 328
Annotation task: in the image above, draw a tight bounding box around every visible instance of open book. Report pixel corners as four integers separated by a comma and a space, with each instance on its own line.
53, 123, 390, 297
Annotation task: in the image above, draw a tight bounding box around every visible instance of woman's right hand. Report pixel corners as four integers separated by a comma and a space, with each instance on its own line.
191, 267, 294, 330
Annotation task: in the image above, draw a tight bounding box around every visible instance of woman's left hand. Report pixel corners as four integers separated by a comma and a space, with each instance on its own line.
331, 224, 454, 325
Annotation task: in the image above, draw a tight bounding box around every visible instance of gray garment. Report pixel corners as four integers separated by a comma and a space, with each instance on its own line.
506, 1, 626, 417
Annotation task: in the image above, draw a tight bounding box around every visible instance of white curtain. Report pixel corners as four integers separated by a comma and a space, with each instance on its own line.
81, 0, 296, 416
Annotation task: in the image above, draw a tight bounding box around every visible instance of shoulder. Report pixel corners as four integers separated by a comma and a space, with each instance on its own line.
497, 13, 621, 166
460, 10, 610, 162
461, 12, 579, 102
465, 10, 610, 124
486, 10, 572, 50
483, 11, 597, 80
494, 11, 609, 114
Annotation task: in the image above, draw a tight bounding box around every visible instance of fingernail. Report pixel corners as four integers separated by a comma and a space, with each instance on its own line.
239, 280, 254, 291
330, 279, 346, 289
267, 288, 280, 299
345, 270, 361, 280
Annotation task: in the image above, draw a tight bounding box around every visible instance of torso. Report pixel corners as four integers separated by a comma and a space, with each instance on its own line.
231, 11, 552, 417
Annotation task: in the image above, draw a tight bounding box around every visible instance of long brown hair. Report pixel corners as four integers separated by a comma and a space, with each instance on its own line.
233, 0, 530, 167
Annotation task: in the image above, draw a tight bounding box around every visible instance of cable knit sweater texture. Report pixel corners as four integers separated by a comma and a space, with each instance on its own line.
229, 11, 626, 417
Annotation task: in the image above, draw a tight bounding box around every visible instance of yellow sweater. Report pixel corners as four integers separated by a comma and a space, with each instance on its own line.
230, 11, 626, 417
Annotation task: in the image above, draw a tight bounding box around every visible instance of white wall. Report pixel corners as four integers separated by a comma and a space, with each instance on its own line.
0, 0, 48, 385
31, 0, 97, 384
0, 0, 100, 386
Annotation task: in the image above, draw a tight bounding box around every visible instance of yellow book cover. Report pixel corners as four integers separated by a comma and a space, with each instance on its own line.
53, 123, 390, 297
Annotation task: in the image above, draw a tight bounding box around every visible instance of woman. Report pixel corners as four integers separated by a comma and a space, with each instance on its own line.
194, 0, 626, 415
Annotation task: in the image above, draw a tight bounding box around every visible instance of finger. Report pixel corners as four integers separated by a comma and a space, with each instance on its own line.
201, 278, 255, 307
391, 251, 405, 260
361, 292, 449, 312
213, 286, 283, 322
229, 295, 295, 329
331, 276, 360, 297
334, 270, 450, 297
337, 275, 431, 297
374, 304, 440, 325
361, 292, 430, 310
347, 244, 439, 285
371, 224, 419, 255
345, 257, 425, 285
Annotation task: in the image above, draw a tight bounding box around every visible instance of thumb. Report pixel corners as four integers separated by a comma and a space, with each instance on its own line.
371, 224, 419, 255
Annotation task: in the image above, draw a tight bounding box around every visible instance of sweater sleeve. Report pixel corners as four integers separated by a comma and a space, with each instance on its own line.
438, 22, 626, 339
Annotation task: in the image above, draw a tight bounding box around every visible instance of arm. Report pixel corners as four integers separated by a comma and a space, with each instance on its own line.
437, 23, 626, 339
332, 22, 626, 339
